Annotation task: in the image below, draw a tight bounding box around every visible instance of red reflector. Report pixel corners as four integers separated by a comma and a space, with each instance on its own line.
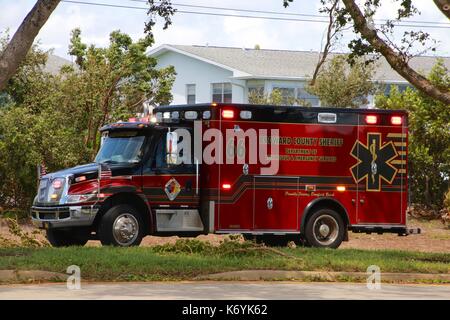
365, 115, 378, 124
391, 116, 402, 125
222, 110, 234, 119
222, 183, 231, 190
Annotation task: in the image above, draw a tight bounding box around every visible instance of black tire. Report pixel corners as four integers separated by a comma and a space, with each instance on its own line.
46, 228, 89, 247
98, 204, 144, 247
304, 208, 345, 249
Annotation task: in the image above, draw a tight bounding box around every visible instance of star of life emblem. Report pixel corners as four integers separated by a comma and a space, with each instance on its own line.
165, 178, 181, 201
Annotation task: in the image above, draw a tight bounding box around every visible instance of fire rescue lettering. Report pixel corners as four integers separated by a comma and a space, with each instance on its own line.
261, 136, 343, 163
350, 133, 399, 192
262, 136, 343, 147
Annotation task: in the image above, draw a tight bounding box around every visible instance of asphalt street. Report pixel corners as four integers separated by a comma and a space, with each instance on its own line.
0, 281, 449, 300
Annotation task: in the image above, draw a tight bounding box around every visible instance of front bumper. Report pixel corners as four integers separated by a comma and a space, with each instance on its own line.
31, 205, 99, 229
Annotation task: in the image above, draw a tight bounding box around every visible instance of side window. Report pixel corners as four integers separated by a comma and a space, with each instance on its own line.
154, 135, 167, 169
151, 129, 194, 172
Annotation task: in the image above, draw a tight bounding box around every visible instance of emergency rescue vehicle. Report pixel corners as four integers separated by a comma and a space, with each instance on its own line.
31, 103, 419, 248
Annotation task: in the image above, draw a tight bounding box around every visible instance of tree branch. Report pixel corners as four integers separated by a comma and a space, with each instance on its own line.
311, 0, 340, 86
0, 0, 60, 91
433, 0, 450, 19
342, 0, 450, 105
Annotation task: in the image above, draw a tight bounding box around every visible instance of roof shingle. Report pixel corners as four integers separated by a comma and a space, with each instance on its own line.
168, 44, 450, 82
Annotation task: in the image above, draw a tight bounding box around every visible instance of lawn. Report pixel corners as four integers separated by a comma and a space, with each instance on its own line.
0, 239, 449, 282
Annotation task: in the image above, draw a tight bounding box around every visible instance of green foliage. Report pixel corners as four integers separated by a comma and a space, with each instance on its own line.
444, 189, 450, 212
376, 60, 450, 208
248, 88, 310, 106
306, 55, 376, 108
63, 28, 175, 153
0, 29, 175, 213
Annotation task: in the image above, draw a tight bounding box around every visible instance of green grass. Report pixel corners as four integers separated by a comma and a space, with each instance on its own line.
0, 240, 449, 282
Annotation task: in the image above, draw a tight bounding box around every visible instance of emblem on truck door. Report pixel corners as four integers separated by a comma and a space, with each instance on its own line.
165, 178, 181, 201
350, 133, 398, 191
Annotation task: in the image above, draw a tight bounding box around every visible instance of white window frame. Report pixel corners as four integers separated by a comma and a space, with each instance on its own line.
211, 82, 232, 103
186, 84, 196, 104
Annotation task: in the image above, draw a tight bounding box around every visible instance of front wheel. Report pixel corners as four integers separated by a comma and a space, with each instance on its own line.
46, 228, 89, 247
98, 204, 144, 247
304, 208, 345, 249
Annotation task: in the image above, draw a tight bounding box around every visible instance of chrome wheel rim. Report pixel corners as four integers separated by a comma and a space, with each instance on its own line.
113, 213, 139, 246
312, 214, 339, 246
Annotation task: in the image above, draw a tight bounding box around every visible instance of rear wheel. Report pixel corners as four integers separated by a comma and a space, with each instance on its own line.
304, 208, 345, 249
46, 228, 89, 247
98, 204, 144, 247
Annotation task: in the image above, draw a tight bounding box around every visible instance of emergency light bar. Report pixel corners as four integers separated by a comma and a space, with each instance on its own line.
391, 116, 402, 125
365, 115, 378, 124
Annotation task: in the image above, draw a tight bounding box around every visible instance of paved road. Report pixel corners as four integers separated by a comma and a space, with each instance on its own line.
1, 282, 449, 300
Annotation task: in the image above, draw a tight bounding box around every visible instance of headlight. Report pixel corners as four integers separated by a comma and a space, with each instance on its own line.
48, 178, 66, 203
65, 194, 96, 204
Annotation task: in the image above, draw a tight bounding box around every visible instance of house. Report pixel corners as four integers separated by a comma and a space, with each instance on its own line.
148, 44, 450, 107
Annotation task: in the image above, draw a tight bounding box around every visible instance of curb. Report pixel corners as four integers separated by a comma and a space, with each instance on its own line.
0, 270, 66, 283
194, 270, 450, 283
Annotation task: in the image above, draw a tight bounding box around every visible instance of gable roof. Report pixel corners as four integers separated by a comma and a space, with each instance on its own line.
149, 44, 450, 83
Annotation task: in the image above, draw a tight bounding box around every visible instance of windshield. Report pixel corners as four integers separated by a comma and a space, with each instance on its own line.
95, 131, 146, 164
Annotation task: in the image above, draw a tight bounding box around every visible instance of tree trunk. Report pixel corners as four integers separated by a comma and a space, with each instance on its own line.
342, 0, 450, 105
0, 0, 60, 91
433, 0, 450, 19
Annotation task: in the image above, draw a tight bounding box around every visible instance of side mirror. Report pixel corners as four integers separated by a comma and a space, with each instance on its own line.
166, 131, 178, 165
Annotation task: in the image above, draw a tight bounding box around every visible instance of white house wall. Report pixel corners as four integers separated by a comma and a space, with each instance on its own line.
156, 51, 245, 104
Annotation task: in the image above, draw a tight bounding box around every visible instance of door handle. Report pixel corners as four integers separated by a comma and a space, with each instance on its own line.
267, 197, 273, 210
360, 199, 365, 204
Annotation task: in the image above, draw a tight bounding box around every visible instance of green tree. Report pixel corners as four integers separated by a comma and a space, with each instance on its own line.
0, 29, 176, 213
306, 55, 376, 108
0, 0, 60, 91
64, 28, 175, 154
376, 60, 450, 208
248, 88, 310, 106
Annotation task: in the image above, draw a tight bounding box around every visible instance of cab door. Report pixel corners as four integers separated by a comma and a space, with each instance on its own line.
143, 127, 199, 207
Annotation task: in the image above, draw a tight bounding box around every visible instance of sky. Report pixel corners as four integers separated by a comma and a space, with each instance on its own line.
0, 0, 449, 62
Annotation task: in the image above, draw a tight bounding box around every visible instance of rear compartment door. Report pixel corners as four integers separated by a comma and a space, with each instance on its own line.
355, 114, 407, 225
253, 176, 299, 231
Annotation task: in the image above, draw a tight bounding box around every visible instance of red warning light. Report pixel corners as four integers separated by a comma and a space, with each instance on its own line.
222, 110, 234, 119
222, 183, 231, 190
391, 116, 402, 125
365, 115, 378, 124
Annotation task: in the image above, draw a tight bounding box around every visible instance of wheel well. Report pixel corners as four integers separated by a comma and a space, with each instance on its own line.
300, 198, 349, 234
93, 192, 152, 234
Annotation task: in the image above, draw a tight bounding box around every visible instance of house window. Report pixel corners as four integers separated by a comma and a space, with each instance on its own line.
248, 86, 264, 96
212, 83, 232, 103
273, 87, 295, 105
186, 84, 196, 104
297, 88, 320, 107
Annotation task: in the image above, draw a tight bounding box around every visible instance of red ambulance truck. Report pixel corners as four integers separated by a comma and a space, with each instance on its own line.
31, 103, 419, 248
